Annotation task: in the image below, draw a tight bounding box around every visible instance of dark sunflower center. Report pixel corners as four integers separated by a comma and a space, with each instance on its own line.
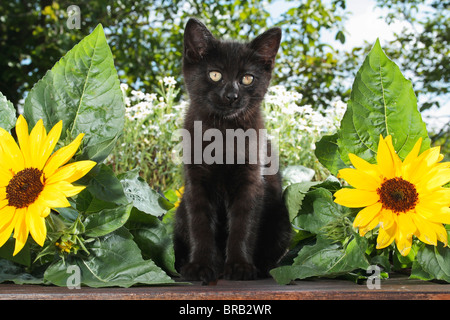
6, 168, 44, 208
377, 177, 418, 213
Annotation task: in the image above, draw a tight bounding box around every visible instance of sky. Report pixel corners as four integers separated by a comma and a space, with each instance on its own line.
269, 0, 449, 132
321, 0, 415, 50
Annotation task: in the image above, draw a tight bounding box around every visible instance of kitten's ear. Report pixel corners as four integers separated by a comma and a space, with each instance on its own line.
184, 18, 215, 62
249, 28, 282, 69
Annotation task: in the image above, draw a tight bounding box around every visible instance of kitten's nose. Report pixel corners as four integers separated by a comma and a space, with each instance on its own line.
226, 92, 238, 103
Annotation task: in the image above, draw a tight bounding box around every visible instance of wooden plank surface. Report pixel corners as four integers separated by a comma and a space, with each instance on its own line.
0, 275, 449, 300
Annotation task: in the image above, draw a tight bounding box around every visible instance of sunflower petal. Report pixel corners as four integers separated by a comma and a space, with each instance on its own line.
395, 215, 415, 256
412, 215, 437, 246
40, 206, 51, 218
13, 208, 28, 256
376, 218, 396, 249
376, 135, 396, 179
32, 197, 51, 218
403, 137, 422, 166
15, 115, 32, 168
397, 213, 416, 237
334, 188, 379, 208
48, 181, 86, 198
384, 135, 402, 175
401, 139, 424, 180
338, 168, 380, 191
413, 217, 448, 247
0, 127, 24, 173
43, 133, 85, 178
45, 165, 77, 184
0, 206, 16, 232
430, 207, 450, 225
37, 120, 63, 170
39, 186, 71, 208
358, 214, 382, 236
420, 168, 450, 191
29, 119, 47, 169
408, 147, 441, 184
353, 202, 382, 228
415, 202, 450, 224
423, 146, 441, 167
434, 224, 448, 247
0, 167, 13, 187
395, 229, 413, 256
0, 186, 6, 201
419, 188, 450, 206
0, 206, 16, 247
0, 199, 8, 210
348, 153, 371, 170
65, 161, 96, 183
379, 209, 396, 230
27, 203, 47, 247
46, 160, 96, 185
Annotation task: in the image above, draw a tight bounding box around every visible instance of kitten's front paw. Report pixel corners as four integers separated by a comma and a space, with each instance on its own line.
224, 262, 257, 280
180, 262, 217, 284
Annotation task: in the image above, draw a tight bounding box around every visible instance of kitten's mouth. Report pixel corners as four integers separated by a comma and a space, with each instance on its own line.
223, 111, 241, 119
212, 100, 247, 119
216, 106, 245, 119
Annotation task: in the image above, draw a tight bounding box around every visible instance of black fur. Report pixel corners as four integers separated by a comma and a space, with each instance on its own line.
174, 18, 291, 283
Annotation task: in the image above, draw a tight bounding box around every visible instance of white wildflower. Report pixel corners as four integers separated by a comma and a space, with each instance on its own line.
131, 90, 146, 101
163, 76, 177, 86
120, 83, 129, 93
125, 97, 131, 107
145, 93, 158, 102
283, 103, 303, 115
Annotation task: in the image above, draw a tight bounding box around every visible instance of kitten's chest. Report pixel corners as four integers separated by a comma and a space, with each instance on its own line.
203, 163, 264, 208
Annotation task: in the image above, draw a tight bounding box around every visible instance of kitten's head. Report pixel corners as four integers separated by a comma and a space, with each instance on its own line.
183, 18, 281, 119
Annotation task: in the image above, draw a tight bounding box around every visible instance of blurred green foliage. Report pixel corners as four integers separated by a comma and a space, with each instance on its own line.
0, 0, 348, 110
0, 0, 447, 153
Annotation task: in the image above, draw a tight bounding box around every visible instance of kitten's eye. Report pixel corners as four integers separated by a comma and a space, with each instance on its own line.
242, 74, 254, 85
209, 71, 222, 82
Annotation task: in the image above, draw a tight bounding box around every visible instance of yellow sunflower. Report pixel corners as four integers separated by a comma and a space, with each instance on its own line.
334, 135, 450, 256
0, 115, 96, 255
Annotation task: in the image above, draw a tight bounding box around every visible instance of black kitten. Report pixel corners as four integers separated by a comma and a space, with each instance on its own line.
174, 18, 291, 283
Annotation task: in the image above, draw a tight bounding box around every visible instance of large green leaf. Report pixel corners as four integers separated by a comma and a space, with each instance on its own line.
126, 208, 178, 276
23, 24, 124, 163
118, 168, 167, 217
83, 204, 133, 237
272, 183, 369, 284
337, 39, 430, 165
283, 178, 342, 223
44, 228, 175, 287
84, 164, 128, 205
0, 259, 44, 285
0, 91, 16, 132
292, 187, 344, 235
270, 235, 369, 285
283, 182, 315, 222
314, 133, 347, 176
412, 243, 450, 283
